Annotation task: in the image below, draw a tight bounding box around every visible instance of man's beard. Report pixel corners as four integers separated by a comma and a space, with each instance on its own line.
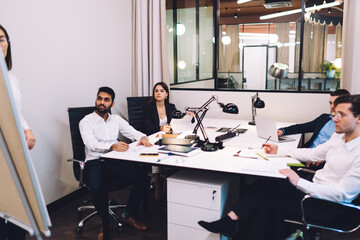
96, 104, 110, 114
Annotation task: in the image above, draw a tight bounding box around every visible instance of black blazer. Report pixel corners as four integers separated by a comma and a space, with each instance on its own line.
143, 101, 177, 135
281, 113, 332, 148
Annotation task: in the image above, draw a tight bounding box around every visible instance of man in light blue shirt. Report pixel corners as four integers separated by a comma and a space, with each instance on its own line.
278, 89, 350, 148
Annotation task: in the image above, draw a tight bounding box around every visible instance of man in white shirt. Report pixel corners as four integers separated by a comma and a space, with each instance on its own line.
198, 94, 360, 239
79, 87, 152, 239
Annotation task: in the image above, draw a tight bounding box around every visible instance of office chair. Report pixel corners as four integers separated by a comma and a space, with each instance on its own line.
126, 96, 151, 133
284, 194, 360, 240
126, 96, 157, 202
67, 107, 126, 234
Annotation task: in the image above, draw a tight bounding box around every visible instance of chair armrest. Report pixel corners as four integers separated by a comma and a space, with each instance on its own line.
301, 195, 360, 232
67, 158, 86, 187
67, 158, 83, 163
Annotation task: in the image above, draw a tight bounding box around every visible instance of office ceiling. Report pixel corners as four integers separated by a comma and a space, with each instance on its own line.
166, 0, 343, 24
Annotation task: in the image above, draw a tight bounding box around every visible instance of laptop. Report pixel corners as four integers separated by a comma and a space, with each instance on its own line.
255, 116, 295, 143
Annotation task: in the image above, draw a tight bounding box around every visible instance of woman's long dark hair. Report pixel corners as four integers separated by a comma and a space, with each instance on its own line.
150, 82, 170, 103
0, 25, 12, 70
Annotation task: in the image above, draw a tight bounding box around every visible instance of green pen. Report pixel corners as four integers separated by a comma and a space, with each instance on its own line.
256, 153, 269, 161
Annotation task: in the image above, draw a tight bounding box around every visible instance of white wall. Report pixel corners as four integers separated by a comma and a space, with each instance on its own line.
0, 0, 133, 204
342, 0, 360, 93
171, 90, 330, 123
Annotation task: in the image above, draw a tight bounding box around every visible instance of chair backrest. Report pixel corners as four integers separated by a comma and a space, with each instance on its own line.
67, 107, 96, 181
127, 96, 151, 133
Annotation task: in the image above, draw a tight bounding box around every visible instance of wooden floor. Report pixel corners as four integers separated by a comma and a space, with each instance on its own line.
27, 188, 360, 240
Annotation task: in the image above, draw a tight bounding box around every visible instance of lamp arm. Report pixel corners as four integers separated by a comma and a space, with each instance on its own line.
192, 109, 209, 143
186, 96, 217, 113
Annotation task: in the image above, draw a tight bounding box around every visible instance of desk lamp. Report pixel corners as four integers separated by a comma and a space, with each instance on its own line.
171, 95, 238, 151
248, 92, 265, 125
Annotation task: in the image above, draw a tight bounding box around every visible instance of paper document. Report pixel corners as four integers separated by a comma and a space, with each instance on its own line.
170, 114, 195, 133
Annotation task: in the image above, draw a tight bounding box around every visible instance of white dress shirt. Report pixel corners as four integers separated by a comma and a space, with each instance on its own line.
79, 111, 146, 161
279, 133, 360, 203
8, 72, 30, 130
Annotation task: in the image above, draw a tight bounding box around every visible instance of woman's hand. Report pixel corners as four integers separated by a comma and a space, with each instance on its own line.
160, 124, 172, 133
24, 129, 36, 150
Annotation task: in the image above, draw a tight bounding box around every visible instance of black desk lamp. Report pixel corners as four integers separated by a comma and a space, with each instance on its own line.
248, 92, 265, 125
171, 95, 238, 152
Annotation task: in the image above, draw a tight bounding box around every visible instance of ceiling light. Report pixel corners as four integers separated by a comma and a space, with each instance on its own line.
237, 0, 252, 4
176, 23, 186, 36
178, 60, 186, 69
234, 13, 238, 18
221, 36, 231, 45
260, 1, 342, 20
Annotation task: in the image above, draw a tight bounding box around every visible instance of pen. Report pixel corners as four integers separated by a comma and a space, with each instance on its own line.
157, 152, 174, 162
233, 155, 258, 159
256, 153, 269, 161
260, 136, 271, 149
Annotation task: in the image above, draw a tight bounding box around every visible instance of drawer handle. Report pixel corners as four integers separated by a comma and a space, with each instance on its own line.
212, 190, 217, 200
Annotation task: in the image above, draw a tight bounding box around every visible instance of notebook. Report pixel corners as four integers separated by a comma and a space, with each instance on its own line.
158, 145, 200, 157
255, 116, 295, 143
157, 138, 195, 146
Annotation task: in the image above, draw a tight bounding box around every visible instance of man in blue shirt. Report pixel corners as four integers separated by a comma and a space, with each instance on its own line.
278, 89, 349, 148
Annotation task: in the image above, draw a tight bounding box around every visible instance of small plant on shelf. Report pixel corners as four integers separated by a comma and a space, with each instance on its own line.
320, 60, 340, 79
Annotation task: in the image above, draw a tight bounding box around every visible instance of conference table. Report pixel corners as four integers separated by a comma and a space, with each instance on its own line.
102, 118, 302, 179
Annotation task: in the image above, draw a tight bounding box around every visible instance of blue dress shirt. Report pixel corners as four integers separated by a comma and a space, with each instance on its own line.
310, 117, 335, 148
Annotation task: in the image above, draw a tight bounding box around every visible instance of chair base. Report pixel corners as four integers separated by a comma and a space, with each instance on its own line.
75, 201, 127, 234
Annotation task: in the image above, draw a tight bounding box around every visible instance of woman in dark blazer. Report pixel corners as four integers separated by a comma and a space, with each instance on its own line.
143, 82, 176, 203
143, 82, 176, 136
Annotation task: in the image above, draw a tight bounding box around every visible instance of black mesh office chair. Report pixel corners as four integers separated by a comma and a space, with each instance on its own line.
285, 195, 360, 239
126, 96, 151, 133
67, 107, 126, 233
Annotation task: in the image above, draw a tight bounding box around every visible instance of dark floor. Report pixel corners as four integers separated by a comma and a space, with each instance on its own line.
28, 188, 360, 240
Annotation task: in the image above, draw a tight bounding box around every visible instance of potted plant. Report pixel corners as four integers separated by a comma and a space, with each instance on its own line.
320, 60, 340, 79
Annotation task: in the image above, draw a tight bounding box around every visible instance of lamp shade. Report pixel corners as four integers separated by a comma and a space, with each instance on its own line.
254, 98, 265, 108
171, 110, 185, 119
219, 103, 239, 114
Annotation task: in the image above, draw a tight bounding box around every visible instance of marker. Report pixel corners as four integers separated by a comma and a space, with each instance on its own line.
260, 136, 271, 150
256, 153, 269, 161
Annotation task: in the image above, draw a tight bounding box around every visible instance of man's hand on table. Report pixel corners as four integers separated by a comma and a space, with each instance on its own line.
110, 142, 129, 152
279, 168, 300, 186
137, 136, 153, 147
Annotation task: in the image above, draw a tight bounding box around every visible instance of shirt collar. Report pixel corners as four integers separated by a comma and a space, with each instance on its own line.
343, 135, 360, 152
92, 111, 112, 123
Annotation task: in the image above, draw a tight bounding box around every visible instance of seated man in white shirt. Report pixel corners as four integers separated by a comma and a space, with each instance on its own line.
79, 87, 152, 239
198, 94, 360, 240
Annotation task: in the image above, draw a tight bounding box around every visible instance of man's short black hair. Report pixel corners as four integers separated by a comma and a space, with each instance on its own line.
334, 95, 360, 117
97, 86, 115, 102
330, 89, 350, 97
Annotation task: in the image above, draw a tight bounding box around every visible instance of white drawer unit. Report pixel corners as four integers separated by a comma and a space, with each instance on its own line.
167, 169, 239, 240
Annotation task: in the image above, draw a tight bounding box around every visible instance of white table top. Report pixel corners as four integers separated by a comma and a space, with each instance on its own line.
101, 118, 302, 179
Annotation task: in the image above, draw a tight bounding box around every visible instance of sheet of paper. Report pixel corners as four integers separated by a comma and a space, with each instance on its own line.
170, 114, 195, 133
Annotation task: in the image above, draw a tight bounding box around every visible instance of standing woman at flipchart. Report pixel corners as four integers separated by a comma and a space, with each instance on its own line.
0, 24, 36, 240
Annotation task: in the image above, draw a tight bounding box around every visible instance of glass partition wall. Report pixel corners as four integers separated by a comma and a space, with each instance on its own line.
168, 0, 215, 89
167, 0, 343, 92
